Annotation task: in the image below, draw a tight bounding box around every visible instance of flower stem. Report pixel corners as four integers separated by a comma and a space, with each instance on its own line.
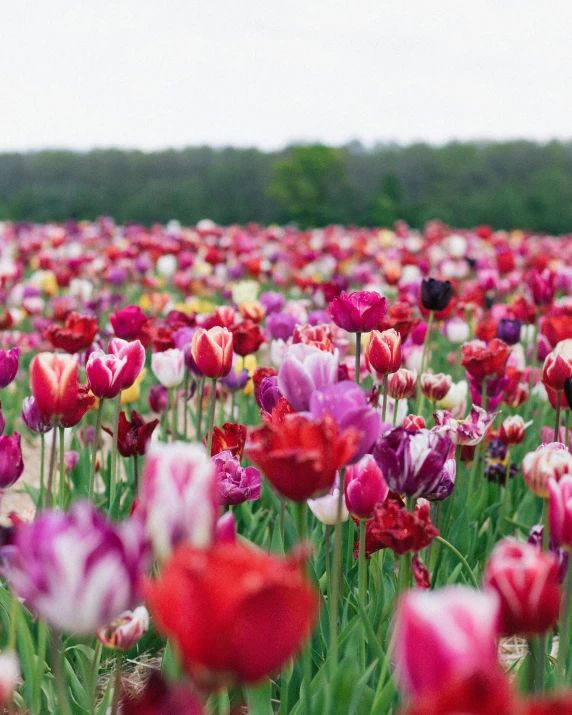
183, 369, 189, 438
110, 651, 123, 715
355, 332, 361, 384
170, 387, 178, 441
53, 636, 71, 715
557, 557, 572, 688
33, 618, 47, 715
7, 589, 18, 651
38, 433, 45, 511
46, 426, 57, 508
358, 519, 367, 669
89, 642, 102, 715
330, 468, 346, 671
196, 377, 205, 440
555, 392, 562, 442
88, 399, 104, 501
295, 501, 311, 715
109, 393, 122, 513
381, 374, 388, 423
58, 424, 65, 509
205, 379, 217, 457
393, 399, 399, 427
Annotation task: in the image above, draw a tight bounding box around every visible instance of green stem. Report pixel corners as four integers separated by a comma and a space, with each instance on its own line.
58, 424, 65, 509
46, 426, 57, 508
381, 374, 388, 423
280, 499, 285, 539
89, 399, 104, 501
330, 468, 346, 671
89, 642, 102, 715
205, 379, 217, 457
183, 369, 189, 439
110, 651, 123, 715
358, 519, 367, 669
38, 433, 45, 511
196, 376, 206, 440
53, 637, 71, 715
556, 557, 572, 688
434, 536, 479, 588
109, 393, 122, 513
295, 501, 311, 715
355, 332, 361, 384
555, 392, 562, 442
170, 387, 177, 441
7, 589, 18, 651
393, 399, 399, 427
33, 619, 47, 715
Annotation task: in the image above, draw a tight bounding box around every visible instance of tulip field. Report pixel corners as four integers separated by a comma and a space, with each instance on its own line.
2, 218, 572, 713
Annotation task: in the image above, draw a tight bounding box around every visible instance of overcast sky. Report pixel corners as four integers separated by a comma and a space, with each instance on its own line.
2, 0, 571, 152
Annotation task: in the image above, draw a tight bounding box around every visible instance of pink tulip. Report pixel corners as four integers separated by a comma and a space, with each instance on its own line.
345, 454, 388, 519
548, 475, 572, 550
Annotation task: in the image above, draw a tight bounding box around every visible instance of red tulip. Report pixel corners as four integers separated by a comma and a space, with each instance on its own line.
103, 411, 159, 458
205, 422, 247, 459
246, 414, 359, 501
420, 373, 452, 402
377, 302, 420, 341
44, 312, 99, 354
30, 353, 82, 423
110, 305, 148, 341
543, 344, 572, 392
461, 339, 511, 381
365, 329, 402, 377
499, 415, 528, 446
145, 542, 319, 686
387, 368, 417, 400
483, 539, 561, 637
230, 320, 265, 357
191, 327, 234, 379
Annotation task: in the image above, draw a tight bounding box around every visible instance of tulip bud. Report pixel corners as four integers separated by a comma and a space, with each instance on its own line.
0, 348, 20, 389
549, 475, 572, 551
151, 348, 185, 388
96, 605, 150, 651
483, 538, 561, 636
420, 373, 452, 402
402, 414, 426, 430
308, 474, 349, 525
64, 450, 79, 474
191, 327, 234, 379
21, 396, 52, 434
387, 368, 417, 400
0, 434, 24, 490
365, 329, 402, 377
496, 318, 521, 346
148, 384, 168, 414
499, 415, 529, 446
522, 443, 572, 498
420, 277, 454, 312
394, 586, 500, 697
345, 455, 388, 520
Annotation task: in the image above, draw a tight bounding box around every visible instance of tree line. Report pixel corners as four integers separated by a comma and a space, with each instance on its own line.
0, 140, 571, 232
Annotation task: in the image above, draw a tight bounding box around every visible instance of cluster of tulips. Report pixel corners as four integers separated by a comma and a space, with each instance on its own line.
2, 217, 572, 713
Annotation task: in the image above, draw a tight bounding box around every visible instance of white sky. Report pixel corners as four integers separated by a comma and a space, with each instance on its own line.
1, 0, 572, 152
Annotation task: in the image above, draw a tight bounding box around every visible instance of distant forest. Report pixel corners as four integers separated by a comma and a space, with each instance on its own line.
1, 140, 571, 232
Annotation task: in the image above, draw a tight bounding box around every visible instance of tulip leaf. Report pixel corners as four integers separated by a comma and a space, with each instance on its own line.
244, 679, 274, 715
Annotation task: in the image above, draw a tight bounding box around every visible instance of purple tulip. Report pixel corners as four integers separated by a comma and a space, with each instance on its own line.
148, 384, 169, 414
373, 427, 451, 499
0, 433, 24, 490
277, 343, 339, 412
328, 291, 389, 333
266, 312, 297, 341
425, 458, 456, 502
497, 318, 521, 346
0, 348, 20, 389
259, 376, 282, 413
221, 368, 250, 392
6, 502, 146, 633
308, 309, 331, 326
259, 291, 285, 315
212, 450, 261, 506
309, 381, 381, 463
21, 397, 53, 435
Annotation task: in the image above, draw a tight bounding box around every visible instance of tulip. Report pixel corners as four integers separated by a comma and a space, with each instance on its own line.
435, 379, 468, 417
136, 441, 218, 559
359, 497, 438, 557
30, 353, 81, 423
499, 415, 530, 446
151, 348, 184, 389
292, 323, 335, 352
365, 329, 402, 377
21, 396, 51, 434
308, 380, 381, 463
377, 301, 419, 341
461, 339, 511, 381
308, 474, 349, 525
96, 605, 150, 651
483, 538, 561, 636
328, 290, 389, 333
277, 343, 339, 412
86, 350, 128, 399
0, 433, 24, 490
433, 405, 498, 446
145, 542, 319, 686
63, 450, 79, 474
420, 373, 452, 402
345, 454, 388, 519
542, 345, 572, 392
191, 326, 234, 379
220, 366, 250, 392
387, 368, 417, 401
266, 312, 297, 341
443, 317, 470, 344
549, 476, 572, 551
522, 443, 572, 498
212, 450, 261, 506
108, 338, 146, 390
230, 319, 265, 356
425, 458, 456, 502
373, 427, 451, 498
258, 376, 282, 413
110, 305, 148, 341
148, 384, 168, 414
529, 269, 556, 306
402, 414, 426, 430
6, 502, 145, 634
468, 372, 509, 410
0, 348, 20, 389
394, 586, 500, 697
45, 312, 98, 353
215, 511, 236, 544
420, 277, 454, 312
497, 318, 522, 346
246, 414, 360, 501
102, 410, 159, 458
122, 672, 205, 715
260, 290, 285, 315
